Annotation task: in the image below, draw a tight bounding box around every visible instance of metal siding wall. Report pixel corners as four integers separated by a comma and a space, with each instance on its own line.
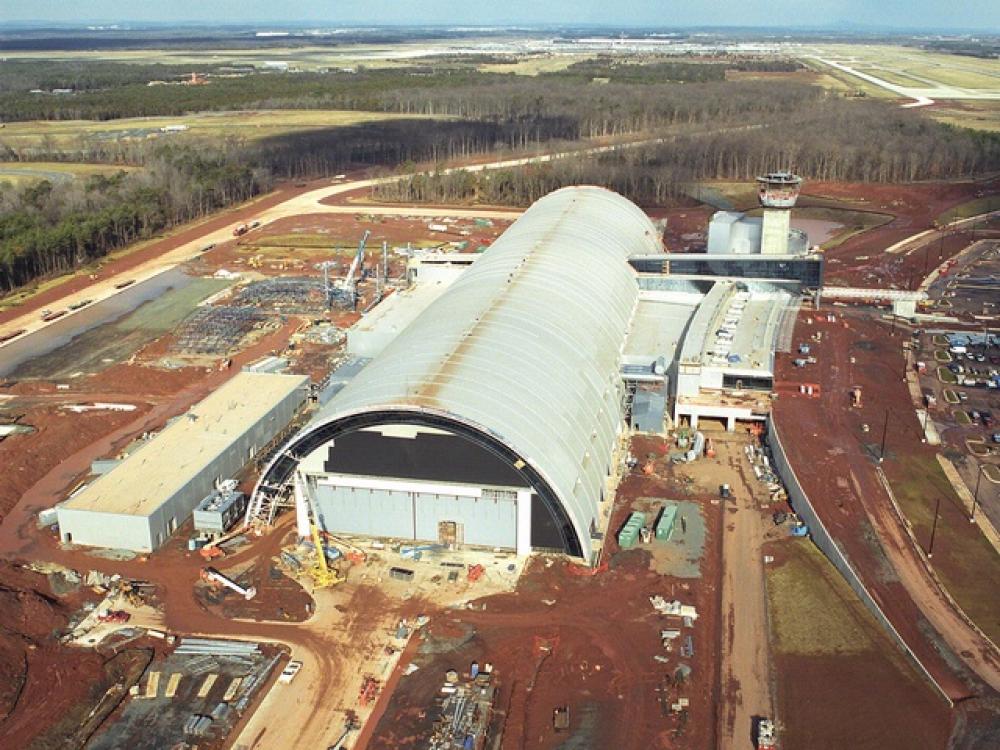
314, 485, 414, 538
413, 492, 516, 548
313, 483, 517, 549
150, 387, 307, 548
57, 509, 153, 552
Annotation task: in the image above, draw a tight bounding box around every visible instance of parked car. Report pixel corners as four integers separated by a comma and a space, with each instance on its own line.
279, 660, 303, 684
959, 392, 969, 402
992, 433, 1000, 444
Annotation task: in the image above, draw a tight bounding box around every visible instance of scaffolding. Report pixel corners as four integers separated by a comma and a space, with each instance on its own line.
232, 278, 326, 314
172, 307, 267, 355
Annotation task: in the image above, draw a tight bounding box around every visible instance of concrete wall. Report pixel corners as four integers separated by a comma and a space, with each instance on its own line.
761, 209, 790, 255
766, 422, 952, 704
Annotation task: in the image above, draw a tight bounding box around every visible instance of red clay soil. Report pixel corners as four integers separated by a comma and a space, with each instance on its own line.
762, 540, 954, 750
0, 560, 154, 749
0, 402, 153, 520
0, 317, 304, 557
774, 652, 951, 750
368, 443, 724, 750
811, 178, 1000, 288
0, 178, 331, 327
771, 307, 1000, 700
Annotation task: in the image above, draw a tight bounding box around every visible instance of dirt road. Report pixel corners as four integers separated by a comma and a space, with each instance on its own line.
692, 435, 774, 749
773, 309, 1000, 697
0, 123, 774, 346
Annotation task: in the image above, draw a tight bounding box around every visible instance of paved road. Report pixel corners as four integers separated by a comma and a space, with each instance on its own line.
811, 57, 1000, 108
0, 123, 768, 347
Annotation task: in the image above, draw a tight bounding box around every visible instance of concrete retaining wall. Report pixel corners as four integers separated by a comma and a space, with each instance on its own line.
766, 422, 952, 705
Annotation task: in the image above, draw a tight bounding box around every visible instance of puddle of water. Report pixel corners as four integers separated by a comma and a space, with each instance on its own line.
792, 218, 844, 245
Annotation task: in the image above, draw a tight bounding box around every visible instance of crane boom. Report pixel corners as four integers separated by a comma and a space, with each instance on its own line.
343, 229, 370, 299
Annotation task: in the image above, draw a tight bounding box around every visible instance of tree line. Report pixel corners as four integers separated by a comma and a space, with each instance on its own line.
0, 60, 812, 126
374, 97, 1000, 206
0, 147, 266, 292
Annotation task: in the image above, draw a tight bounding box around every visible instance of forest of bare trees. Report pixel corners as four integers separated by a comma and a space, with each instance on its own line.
374, 98, 1000, 206
0, 148, 267, 292
2, 57, 999, 294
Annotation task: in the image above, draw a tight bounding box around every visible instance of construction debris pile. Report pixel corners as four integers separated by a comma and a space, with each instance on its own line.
743, 437, 787, 505
649, 596, 698, 717
428, 663, 497, 750
171, 306, 268, 355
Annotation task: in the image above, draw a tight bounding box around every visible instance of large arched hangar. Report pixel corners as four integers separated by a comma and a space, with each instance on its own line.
253, 186, 661, 562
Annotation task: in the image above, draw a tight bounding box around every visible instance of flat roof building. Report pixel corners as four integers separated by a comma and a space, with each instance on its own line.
58, 372, 308, 552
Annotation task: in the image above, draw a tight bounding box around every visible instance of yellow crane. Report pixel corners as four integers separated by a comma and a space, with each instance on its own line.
309, 524, 345, 588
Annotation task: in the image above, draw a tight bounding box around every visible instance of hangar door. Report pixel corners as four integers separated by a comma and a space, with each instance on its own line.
314, 482, 517, 549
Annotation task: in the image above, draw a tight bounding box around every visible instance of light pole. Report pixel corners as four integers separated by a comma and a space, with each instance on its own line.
927, 496, 942, 559
879, 408, 890, 463
971, 464, 984, 523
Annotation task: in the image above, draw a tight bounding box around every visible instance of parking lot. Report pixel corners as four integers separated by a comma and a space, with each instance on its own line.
930, 239, 1000, 321
919, 331, 1000, 522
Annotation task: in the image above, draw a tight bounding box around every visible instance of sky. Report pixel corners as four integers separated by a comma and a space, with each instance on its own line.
1, 1, 993, 31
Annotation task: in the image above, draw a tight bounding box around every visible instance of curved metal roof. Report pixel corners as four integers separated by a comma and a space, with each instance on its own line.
287, 186, 659, 559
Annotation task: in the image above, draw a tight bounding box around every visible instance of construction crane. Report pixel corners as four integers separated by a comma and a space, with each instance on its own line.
201, 567, 257, 600
309, 524, 345, 588
341, 229, 370, 308
318, 230, 370, 309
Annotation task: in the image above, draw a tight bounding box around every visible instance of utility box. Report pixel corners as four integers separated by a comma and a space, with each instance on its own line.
193, 488, 247, 537
655, 505, 678, 542
618, 512, 646, 549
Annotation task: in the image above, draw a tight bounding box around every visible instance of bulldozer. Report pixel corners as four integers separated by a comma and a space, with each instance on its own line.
309, 524, 346, 589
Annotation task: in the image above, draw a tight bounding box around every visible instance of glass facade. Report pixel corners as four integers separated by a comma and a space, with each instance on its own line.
629, 255, 824, 288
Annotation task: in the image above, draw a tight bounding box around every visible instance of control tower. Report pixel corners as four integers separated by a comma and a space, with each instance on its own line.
757, 171, 802, 255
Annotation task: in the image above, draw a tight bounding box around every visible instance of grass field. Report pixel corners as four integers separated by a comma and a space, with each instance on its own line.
0, 43, 487, 70
801, 44, 1000, 131
855, 67, 930, 88
478, 54, 593, 76
937, 195, 1000, 224
800, 60, 896, 99
0, 109, 436, 151
809, 44, 1000, 90
931, 101, 1000, 133
768, 540, 877, 655
10, 276, 231, 379
0, 161, 137, 187
766, 539, 950, 750
887, 453, 1000, 645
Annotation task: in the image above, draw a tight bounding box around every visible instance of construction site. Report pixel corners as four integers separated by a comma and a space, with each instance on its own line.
1, 159, 1000, 750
